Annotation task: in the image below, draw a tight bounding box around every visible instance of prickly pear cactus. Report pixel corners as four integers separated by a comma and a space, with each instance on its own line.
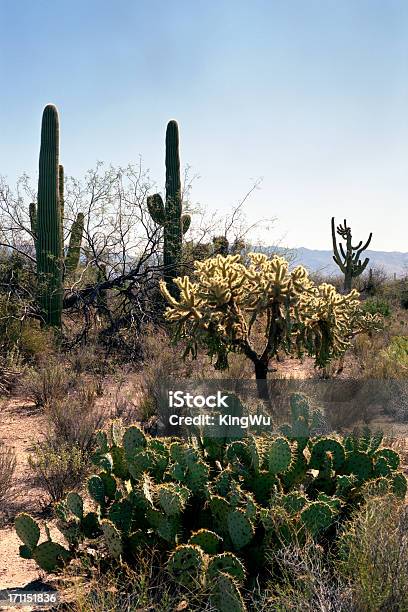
188, 529, 222, 555
207, 552, 246, 582
211, 572, 247, 612
167, 544, 205, 587
101, 519, 123, 559
15, 513, 40, 550
14, 401, 407, 606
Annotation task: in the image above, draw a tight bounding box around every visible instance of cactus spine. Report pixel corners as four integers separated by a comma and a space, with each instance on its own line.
32, 105, 84, 326
331, 217, 372, 292
147, 120, 191, 294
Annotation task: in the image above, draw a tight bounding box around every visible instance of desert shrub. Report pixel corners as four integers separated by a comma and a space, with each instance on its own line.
139, 326, 195, 421
385, 335, 408, 367
0, 354, 23, 395
15, 394, 407, 611
355, 331, 408, 380
400, 288, 408, 310
263, 541, 351, 611
361, 267, 388, 297
362, 297, 391, 318
18, 324, 56, 362
0, 441, 16, 504
0, 252, 37, 358
21, 361, 78, 407
382, 380, 408, 423
66, 555, 209, 612
44, 384, 106, 452
28, 441, 88, 503
337, 495, 408, 611
67, 344, 111, 377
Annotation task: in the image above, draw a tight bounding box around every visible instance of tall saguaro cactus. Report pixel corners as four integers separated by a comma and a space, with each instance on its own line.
36, 104, 63, 327
147, 120, 191, 294
33, 105, 84, 327
331, 217, 372, 293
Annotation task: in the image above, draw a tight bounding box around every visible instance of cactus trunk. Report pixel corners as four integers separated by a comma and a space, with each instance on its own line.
36, 105, 63, 327
164, 120, 183, 286
147, 120, 191, 296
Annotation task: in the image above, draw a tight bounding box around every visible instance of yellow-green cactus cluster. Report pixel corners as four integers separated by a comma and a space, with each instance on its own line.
160, 253, 382, 370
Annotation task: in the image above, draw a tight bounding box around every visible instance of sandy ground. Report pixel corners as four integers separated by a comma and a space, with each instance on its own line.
0, 398, 58, 610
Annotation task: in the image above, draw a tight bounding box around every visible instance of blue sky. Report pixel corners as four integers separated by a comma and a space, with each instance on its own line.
0, 0, 407, 251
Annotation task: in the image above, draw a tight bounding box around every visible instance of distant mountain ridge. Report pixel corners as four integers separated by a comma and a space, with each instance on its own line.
260, 246, 408, 277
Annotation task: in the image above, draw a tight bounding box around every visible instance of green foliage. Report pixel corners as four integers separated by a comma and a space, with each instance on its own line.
0, 252, 38, 358
15, 395, 407, 609
362, 298, 391, 318
147, 120, 191, 293
383, 336, 408, 368
28, 441, 88, 502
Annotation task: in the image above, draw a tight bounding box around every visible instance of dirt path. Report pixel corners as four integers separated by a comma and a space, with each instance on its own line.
0, 398, 48, 595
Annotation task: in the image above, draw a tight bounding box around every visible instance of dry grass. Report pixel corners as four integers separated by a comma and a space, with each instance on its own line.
20, 362, 78, 407
353, 307, 408, 380
0, 441, 16, 505
44, 383, 106, 452
337, 495, 408, 611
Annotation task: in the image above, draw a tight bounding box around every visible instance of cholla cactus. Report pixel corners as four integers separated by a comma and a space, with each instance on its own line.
160, 253, 382, 397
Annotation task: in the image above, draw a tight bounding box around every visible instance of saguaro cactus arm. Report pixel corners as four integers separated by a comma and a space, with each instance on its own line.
65, 212, 84, 275
29, 202, 37, 240
182, 214, 191, 235
59, 165, 64, 241
147, 194, 166, 225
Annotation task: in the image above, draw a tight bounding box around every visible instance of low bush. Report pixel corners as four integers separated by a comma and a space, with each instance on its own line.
362, 297, 391, 318
263, 541, 352, 611
139, 326, 194, 422
21, 362, 78, 407
385, 335, 408, 368
44, 384, 106, 452
337, 495, 408, 611
28, 441, 88, 503
0, 441, 16, 505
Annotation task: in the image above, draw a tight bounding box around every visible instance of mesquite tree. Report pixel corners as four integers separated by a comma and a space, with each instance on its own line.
331, 217, 372, 293
160, 253, 381, 400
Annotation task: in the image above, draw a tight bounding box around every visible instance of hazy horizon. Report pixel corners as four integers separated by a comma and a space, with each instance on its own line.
1, 0, 407, 251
